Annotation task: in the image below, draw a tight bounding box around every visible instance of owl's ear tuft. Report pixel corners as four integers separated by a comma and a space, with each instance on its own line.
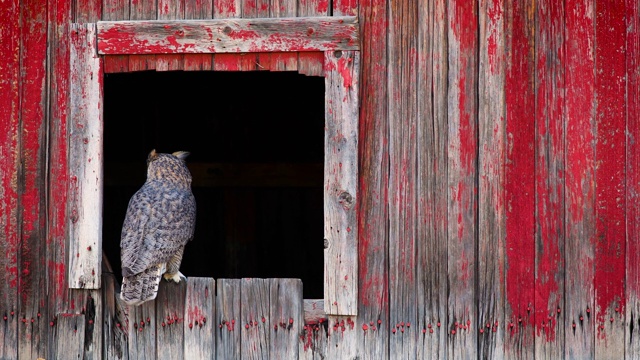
147, 149, 158, 163
172, 151, 190, 160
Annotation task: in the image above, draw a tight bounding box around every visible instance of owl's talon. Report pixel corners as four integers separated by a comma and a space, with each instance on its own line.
163, 271, 186, 283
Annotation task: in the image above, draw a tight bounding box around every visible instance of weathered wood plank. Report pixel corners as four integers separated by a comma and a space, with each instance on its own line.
594, 1, 626, 357
297, 0, 328, 76
157, 0, 186, 70
299, 318, 327, 360
17, 0, 49, 357
129, 0, 157, 71
269, 279, 303, 359
75, 0, 102, 23
0, 0, 21, 357
240, 278, 270, 359
626, 0, 640, 356
53, 315, 86, 359
504, 0, 536, 357
102, 259, 129, 360
184, 0, 214, 70
68, 23, 103, 289
46, 0, 73, 327
325, 315, 358, 359
156, 281, 187, 360
387, 0, 418, 356
127, 301, 157, 360
324, 50, 359, 316
251, 0, 272, 70
269, 0, 297, 71
216, 279, 241, 359
477, 0, 505, 358
534, 0, 565, 357
184, 277, 215, 360
355, 0, 389, 356
563, 1, 596, 358
102, 0, 130, 73
212, 0, 250, 70
303, 299, 326, 324
97, 16, 359, 55
447, 0, 478, 358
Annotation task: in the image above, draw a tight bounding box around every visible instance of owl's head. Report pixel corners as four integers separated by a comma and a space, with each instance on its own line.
146, 149, 193, 186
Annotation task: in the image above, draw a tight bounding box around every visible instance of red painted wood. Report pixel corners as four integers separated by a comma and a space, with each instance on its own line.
157, 0, 186, 71
75, 0, 102, 22
446, 0, 478, 356
0, 0, 21, 356
626, 0, 640, 356
534, 0, 564, 356
18, 0, 49, 357
129, 0, 157, 71
47, 0, 72, 320
269, 0, 297, 71
477, 0, 505, 357
356, 0, 388, 355
213, 0, 255, 70
297, 0, 327, 76
102, 0, 130, 73
184, 0, 214, 70
564, 0, 595, 357
504, 0, 535, 356
594, 0, 626, 356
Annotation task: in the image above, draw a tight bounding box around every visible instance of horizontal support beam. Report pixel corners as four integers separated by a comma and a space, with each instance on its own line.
97, 16, 359, 55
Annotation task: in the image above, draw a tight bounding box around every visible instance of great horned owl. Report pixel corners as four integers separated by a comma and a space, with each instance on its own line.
120, 150, 196, 306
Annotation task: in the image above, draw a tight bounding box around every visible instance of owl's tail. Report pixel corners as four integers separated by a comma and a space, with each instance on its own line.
120, 263, 165, 306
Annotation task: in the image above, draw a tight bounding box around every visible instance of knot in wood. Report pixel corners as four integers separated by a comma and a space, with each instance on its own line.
323, 239, 329, 249
334, 50, 342, 58
337, 191, 353, 210
223, 26, 232, 35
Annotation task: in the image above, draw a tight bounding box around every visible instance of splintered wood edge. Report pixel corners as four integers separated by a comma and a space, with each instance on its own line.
97, 16, 359, 55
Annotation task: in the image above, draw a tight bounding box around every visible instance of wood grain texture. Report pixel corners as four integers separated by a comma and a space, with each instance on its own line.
240, 278, 270, 359
563, 0, 596, 358
157, 0, 185, 70
269, 0, 297, 71
594, 1, 626, 357
129, 0, 157, 71
127, 301, 157, 360
626, 0, 640, 356
75, 0, 102, 22
296, 0, 327, 75
183, 0, 214, 70
534, 0, 565, 357
299, 320, 327, 360
102, 262, 129, 360
387, 0, 418, 356
53, 315, 86, 359
102, 0, 130, 72
504, 0, 536, 357
477, 0, 505, 358
184, 277, 215, 359
156, 281, 187, 360
324, 50, 359, 316
18, 0, 49, 357
356, 0, 389, 356
325, 315, 359, 359
269, 279, 303, 359
68, 23, 103, 290
0, 0, 21, 357
447, 0, 478, 358
216, 279, 241, 359
97, 16, 359, 55
213, 0, 255, 70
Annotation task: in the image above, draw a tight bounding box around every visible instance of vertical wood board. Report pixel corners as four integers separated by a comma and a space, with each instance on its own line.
53, 315, 86, 359
184, 277, 215, 359
324, 50, 359, 316
240, 278, 270, 359
127, 300, 157, 360
269, 279, 303, 359
156, 281, 187, 360
216, 279, 241, 359
68, 23, 103, 289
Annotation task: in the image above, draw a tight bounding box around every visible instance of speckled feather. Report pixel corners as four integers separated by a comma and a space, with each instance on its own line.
120, 150, 196, 305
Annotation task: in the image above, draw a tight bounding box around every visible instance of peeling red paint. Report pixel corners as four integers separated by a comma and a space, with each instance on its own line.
594, 0, 627, 336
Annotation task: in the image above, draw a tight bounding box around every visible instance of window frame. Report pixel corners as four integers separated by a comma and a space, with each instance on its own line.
68, 18, 360, 316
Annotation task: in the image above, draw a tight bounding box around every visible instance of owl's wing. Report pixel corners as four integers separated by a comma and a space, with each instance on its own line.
120, 186, 196, 277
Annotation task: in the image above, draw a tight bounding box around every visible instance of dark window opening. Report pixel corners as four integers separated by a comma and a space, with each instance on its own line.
102, 71, 325, 299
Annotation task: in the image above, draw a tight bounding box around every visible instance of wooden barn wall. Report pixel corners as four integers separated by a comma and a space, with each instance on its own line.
1, 0, 640, 358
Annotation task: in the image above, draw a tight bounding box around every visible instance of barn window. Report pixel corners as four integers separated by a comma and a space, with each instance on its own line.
68, 18, 360, 316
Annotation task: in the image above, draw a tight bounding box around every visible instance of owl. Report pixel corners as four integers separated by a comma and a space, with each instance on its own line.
120, 149, 196, 306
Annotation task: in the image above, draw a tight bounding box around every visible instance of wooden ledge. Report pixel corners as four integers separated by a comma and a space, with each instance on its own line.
97, 16, 359, 55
